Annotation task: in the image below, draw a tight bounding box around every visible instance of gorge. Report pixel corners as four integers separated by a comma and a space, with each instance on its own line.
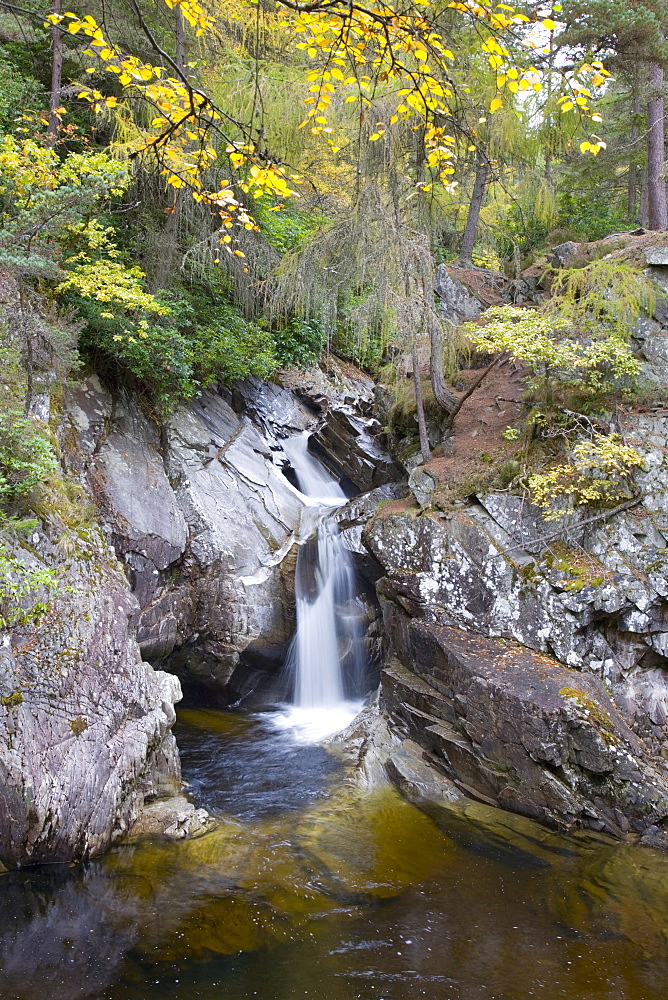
5, 0, 668, 991
7, 254, 668, 996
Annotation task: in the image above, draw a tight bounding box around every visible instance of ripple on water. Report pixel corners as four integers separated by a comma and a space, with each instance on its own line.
174, 706, 359, 820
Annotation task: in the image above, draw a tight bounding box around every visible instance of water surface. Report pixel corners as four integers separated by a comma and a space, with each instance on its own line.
2, 708, 668, 1000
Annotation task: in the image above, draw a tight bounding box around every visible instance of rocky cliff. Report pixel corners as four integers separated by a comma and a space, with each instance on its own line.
361, 245, 668, 846
0, 353, 397, 865
0, 519, 186, 867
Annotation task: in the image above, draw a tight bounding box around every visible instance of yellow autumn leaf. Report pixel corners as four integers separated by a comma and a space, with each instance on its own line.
490, 97, 503, 113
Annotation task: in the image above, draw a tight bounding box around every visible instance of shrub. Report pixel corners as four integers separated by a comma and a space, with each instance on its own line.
464, 305, 641, 405
272, 316, 326, 368
0, 408, 58, 512
527, 435, 645, 520
0, 545, 60, 630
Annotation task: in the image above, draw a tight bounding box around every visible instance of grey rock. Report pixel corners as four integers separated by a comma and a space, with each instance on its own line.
550, 241, 583, 267
644, 248, 668, 267
130, 794, 214, 840
408, 466, 438, 506
0, 529, 182, 867
434, 265, 483, 323
385, 739, 465, 806
90, 392, 188, 595
61, 380, 306, 693
380, 619, 668, 838
364, 466, 668, 755
311, 407, 401, 492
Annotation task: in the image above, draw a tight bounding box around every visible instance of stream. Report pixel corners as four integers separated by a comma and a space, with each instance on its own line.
4, 436, 668, 999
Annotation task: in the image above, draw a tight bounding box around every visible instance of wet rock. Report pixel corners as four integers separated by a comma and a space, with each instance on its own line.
380, 618, 668, 839
311, 407, 401, 493
164, 390, 304, 694
0, 528, 182, 867
276, 359, 401, 493
385, 739, 465, 807
130, 794, 214, 840
62, 380, 305, 697
278, 358, 376, 417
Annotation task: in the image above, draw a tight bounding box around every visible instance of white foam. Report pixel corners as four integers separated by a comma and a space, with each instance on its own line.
268, 702, 363, 744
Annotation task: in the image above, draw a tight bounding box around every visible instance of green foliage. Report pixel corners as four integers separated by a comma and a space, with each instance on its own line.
255, 200, 329, 255
0, 409, 58, 511
0, 138, 130, 277
0, 543, 61, 630
464, 304, 641, 403
0, 341, 58, 517
75, 285, 278, 405
496, 204, 551, 261
556, 189, 627, 242
193, 305, 277, 386
272, 316, 326, 368
463, 260, 655, 518
546, 258, 656, 337
0, 51, 40, 135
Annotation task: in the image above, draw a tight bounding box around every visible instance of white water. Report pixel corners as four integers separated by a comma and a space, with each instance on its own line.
275, 432, 366, 740
281, 432, 347, 504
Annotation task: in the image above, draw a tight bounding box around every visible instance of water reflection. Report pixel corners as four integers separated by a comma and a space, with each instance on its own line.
2, 709, 668, 1000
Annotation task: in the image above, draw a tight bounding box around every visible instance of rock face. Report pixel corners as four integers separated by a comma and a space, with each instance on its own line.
60, 365, 397, 702
0, 526, 183, 867
380, 617, 668, 838
277, 359, 402, 493
61, 380, 306, 700
365, 463, 668, 757
365, 475, 668, 839
434, 264, 484, 323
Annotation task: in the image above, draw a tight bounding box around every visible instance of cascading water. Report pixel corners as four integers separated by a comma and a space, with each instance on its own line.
275, 431, 367, 740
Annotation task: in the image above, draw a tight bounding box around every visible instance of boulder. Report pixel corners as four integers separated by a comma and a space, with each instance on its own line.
364, 478, 668, 755
550, 241, 584, 268
407, 465, 438, 506
434, 264, 483, 323
380, 616, 668, 838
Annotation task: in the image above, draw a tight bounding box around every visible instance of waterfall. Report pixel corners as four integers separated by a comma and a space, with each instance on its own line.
276, 432, 367, 739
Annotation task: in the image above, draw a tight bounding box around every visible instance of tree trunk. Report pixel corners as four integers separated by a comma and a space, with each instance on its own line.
647, 61, 668, 230
47, 0, 62, 148
175, 4, 187, 73
458, 157, 489, 266
429, 314, 458, 414
641, 164, 650, 228
150, 5, 187, 293
412, 345, 431, 464
628, 91, 641, 221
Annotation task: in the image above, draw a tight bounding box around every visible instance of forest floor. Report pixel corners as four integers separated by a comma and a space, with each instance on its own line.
423, 362, 526, 504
